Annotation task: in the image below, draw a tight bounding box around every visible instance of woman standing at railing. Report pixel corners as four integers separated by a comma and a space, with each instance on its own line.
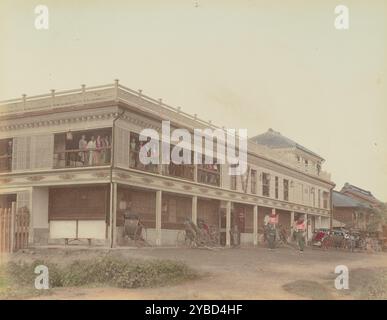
102, 135, 111, 164
87, 136, 96, 166
95, 136, 103, 165
78, 135, 88, 165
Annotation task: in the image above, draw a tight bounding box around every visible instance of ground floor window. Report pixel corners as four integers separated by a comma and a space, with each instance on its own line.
117, 187, 156, 229
161, 194, 191, 229
49, 186, 109, 221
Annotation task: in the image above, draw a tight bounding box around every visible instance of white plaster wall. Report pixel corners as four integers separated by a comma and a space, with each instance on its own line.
161, 229, 180, 246
240, 233, 253, 245
32, 187, 49, 229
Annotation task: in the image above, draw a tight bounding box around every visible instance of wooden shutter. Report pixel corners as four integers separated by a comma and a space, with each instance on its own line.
114, 126, 129, 168
12, 137, 31, 171
30, 134, 54, 169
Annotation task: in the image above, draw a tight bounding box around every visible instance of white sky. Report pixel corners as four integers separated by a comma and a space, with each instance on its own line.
0, 0, 386, 200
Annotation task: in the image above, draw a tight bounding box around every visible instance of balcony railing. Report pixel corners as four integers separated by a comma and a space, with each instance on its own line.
54, 147, 111, 169
163, 163, 194, 181
198, 167, 220, 186
129, 150, 159, 173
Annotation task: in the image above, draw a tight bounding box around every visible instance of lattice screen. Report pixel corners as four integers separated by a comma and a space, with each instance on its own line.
12, 135, 53, 170
30, 134, 54, 169
114, 126, 129, 168
12, 136, 31, 170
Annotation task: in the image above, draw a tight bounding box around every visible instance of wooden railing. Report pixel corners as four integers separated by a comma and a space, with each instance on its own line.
198, 167, 220, 186
163, 163, 195, 181
53, 147, 111, 168
129, 150, 159, 173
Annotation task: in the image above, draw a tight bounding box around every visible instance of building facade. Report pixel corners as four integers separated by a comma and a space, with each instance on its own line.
0, 81, 335, 247
333, 183, 383, 233
332, 190, 371, 230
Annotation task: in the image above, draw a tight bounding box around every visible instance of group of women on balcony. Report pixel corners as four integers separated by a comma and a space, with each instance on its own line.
78, 135, 111, 166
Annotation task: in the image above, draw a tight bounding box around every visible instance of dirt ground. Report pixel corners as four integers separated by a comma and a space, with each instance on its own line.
4, 246, 387, 300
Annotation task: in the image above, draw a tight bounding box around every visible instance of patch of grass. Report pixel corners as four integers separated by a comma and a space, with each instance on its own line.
6, 257, 198, 293
345, 267, 387, 300
0, 265, 7, 292
283, 280, 333, 300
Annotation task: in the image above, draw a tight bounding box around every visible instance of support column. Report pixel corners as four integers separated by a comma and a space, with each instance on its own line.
253, 205, 258, 246
155, 190, 162, 246
304, 213, 308, 246
109, 182, 117, 248
290, 211, 295, 240
226, 201, 231, 247
192, 196, 198, 225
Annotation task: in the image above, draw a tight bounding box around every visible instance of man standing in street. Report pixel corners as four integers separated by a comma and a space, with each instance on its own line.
295, 216, 306, 252
267, 209, 278, 250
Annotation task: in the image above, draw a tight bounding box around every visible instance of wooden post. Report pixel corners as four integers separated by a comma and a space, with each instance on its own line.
304, 213, 308, 246
192, 196, 197, 225
253, 205, 258, 246
290, 211, 295, 241
109, 182, 117, 248
226, 201, 231, 247
155, 190, 162, 246
0, 208, 4, 252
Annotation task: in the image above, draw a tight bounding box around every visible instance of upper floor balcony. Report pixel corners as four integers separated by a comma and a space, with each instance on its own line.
0, 81, 332, 182
53, 128, 112, 169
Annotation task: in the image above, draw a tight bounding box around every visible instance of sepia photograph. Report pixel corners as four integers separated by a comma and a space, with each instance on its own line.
0, 0, 386, 309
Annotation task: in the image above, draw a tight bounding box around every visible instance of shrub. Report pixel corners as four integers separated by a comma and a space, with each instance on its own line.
6, 257, 198, 289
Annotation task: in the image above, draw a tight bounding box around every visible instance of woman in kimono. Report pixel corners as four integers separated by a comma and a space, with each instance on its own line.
78, 135, 88, 165
87, 136, 96, 166
95, 135, 103, 165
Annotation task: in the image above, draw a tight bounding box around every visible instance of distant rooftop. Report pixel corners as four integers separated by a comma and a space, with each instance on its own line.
340, 183, 381, 205
332, 190, 371, 209
250, 128, 324, 160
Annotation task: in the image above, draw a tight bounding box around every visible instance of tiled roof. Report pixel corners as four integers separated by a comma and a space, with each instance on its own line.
332, 191, 371, 209
250, 128, 323, 160
340, 183, 381, 205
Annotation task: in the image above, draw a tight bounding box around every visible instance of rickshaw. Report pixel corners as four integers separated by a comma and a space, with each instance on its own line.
123, 212, 147, 245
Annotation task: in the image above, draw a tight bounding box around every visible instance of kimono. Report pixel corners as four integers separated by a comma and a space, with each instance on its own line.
87, 140, 96, 165
78, 138, 88, 163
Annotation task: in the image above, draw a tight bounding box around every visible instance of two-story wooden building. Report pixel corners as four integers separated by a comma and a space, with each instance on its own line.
0, 81, 335, 248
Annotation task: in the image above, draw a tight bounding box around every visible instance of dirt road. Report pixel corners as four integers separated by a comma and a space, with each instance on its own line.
16, 246, 386, 300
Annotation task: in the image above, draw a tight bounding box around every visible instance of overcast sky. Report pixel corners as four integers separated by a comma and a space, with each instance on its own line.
0, 0, 386, 201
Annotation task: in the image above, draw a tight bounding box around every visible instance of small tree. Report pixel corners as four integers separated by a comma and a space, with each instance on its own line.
366, 203, 387, 233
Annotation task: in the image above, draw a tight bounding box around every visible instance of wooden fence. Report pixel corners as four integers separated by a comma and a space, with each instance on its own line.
0, 203, 29, 253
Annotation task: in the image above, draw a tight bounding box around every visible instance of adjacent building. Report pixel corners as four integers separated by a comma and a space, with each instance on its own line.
332, 183, 383, 232
0, 81, 335, 247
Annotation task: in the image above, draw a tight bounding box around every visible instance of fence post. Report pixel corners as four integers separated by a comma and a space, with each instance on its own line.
0, 208, 3, 252
10, 202, 16, 253
6, 208, 10, 253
